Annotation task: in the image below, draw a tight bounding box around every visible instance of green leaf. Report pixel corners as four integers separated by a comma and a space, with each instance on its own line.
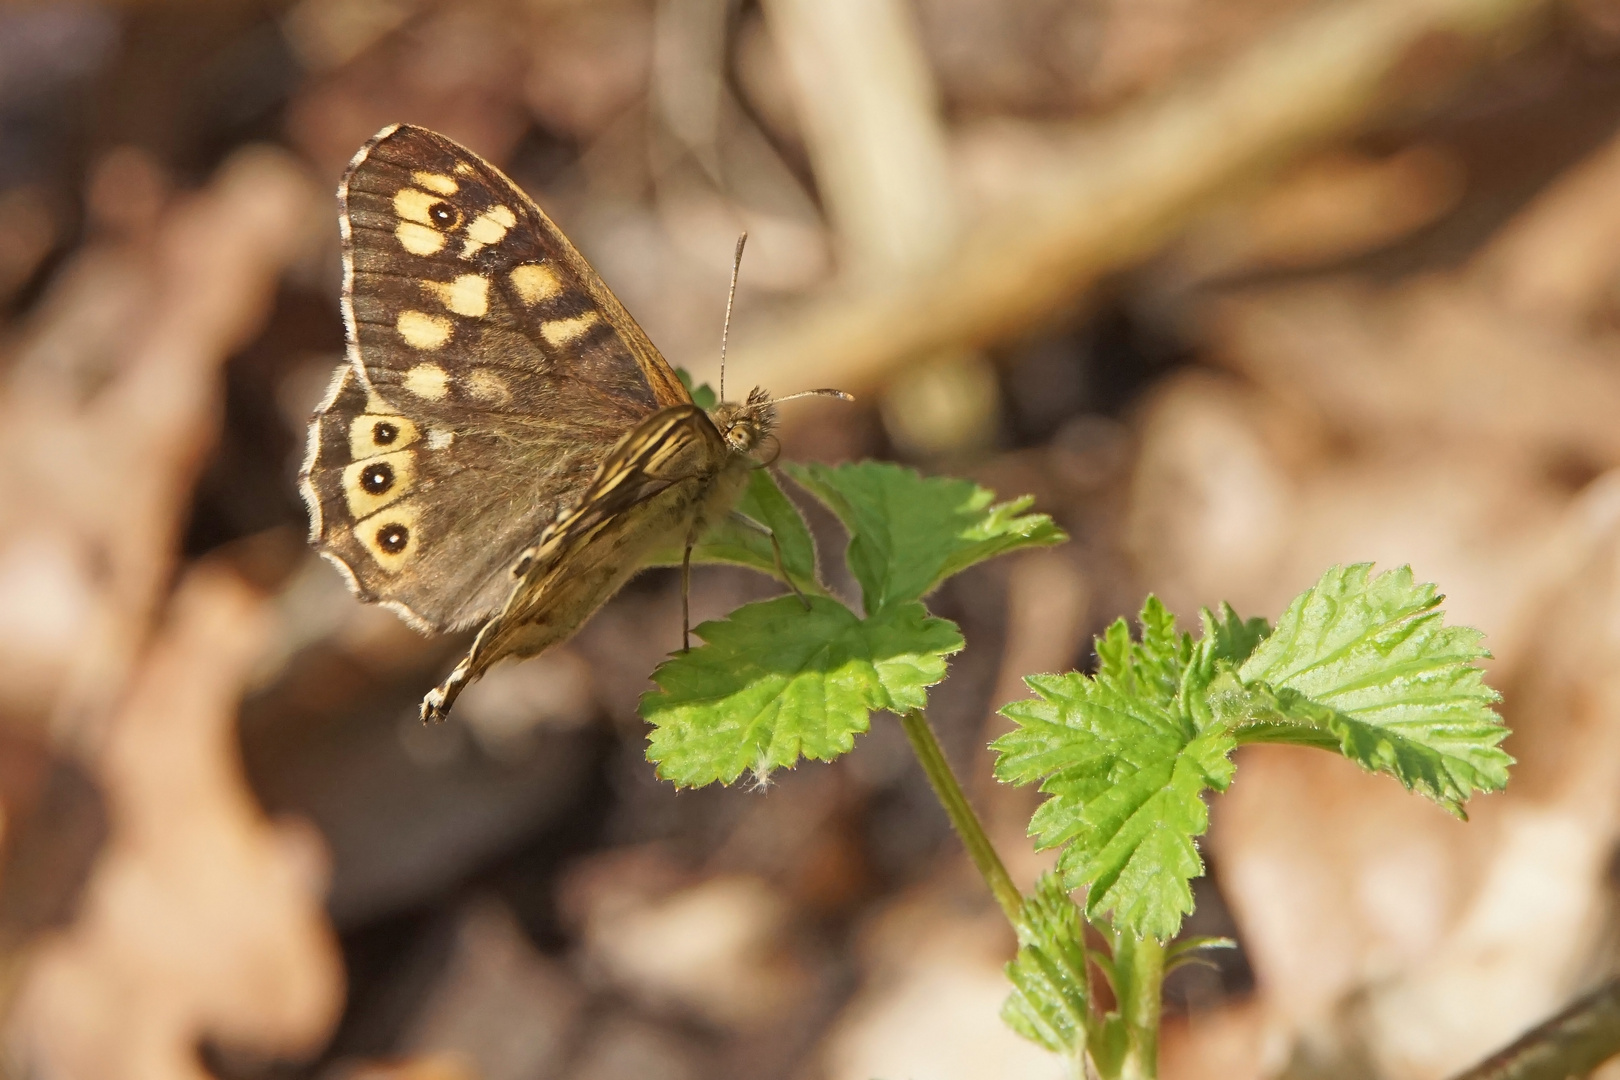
675, 367, 718, 411
645, 469, 822, 595
1165, 935, 1236, 974
1202, 603, 1270, 667
993, 670, 1236, 941
1176, 604, 1271, 731
786, 461, 1066, 616
1002, 873, 1091, 1056
643, 596, 963, 786
1093, 597, 1190, 710
1231, 563, 1510, 814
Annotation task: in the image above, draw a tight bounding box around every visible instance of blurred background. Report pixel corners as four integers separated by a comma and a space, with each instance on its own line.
3, 0, 1620, 1077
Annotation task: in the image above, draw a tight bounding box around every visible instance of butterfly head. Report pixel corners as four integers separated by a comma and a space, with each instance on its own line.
710, 386, 778, 455
709, 234, 850, 460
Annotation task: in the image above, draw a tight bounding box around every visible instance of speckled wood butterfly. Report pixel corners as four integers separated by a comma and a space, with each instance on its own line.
300, 124, 843, 722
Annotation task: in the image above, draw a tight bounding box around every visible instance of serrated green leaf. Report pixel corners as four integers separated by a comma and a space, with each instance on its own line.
993, 671, 1236, 941
1231, 563, 1510, 814
1094, 597, 1191, 709
1178, 604, 1271, 732
675, 367, 718, 411
786, 461, 1066, 615
642, 596, 963, 786
1002, 873, 1091, 1056
1202, 603, 1270, 667
645, 469, 822, 595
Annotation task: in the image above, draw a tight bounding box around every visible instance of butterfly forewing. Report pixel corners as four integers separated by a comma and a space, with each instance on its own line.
301, 123, 692, 631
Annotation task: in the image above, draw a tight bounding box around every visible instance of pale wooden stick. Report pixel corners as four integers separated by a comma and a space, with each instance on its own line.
733, 0, 1551, 398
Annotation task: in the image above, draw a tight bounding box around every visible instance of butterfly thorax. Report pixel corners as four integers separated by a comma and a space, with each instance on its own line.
708, 386, 777, 456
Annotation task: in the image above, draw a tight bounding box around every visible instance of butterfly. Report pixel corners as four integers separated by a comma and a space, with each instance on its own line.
299, 124, 845, 723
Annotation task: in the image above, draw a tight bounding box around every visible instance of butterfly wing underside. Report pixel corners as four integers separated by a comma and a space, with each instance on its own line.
421, 403, 733, 721
300, 123, 692, 632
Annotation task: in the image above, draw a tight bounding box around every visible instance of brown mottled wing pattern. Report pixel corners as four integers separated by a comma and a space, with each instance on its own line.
534, 405, 721, 554
421, 404, 729, 721
300, 123, 691, 631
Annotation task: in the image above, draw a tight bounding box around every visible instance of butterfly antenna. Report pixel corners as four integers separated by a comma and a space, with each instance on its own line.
764, 388, 855, 406
720, 232, 746, 402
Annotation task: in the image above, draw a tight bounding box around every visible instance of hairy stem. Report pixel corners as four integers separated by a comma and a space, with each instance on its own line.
898, 708, 1023, 923
1116, 932, 1165, 1080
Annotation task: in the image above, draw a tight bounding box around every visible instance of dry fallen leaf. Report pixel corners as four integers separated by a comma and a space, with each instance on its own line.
1209, 278, 1620, 470
819, 883, 1062, 1080
563, 848, 806, 1031
12, 567, 344, 1080
0, 142, 322, 734
403, 899, 583, 1080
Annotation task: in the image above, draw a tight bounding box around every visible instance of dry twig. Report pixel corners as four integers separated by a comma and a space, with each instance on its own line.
1445, 978, 1620, 1080
734, 0, 1552, 396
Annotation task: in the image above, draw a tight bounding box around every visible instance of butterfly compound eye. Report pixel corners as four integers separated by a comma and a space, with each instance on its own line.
428, 201, 460, 229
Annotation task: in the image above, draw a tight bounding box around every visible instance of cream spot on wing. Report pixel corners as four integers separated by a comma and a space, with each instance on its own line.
424, 273, 489, 318
464, 369, 511, 404
427, 428, 455, 449
454, 161, 475, 176
342, 449, 417, 518
459, 204, 517, 258
540, 311, 599, 346
510, 262, 564, 305
403, 362, 449, 400
355, 500, 422, 572
393, 187, 437, 225
412, 171, 458, 195
347, 414, 421, 460
397, 310, 452, 350
396, 221, 445, 255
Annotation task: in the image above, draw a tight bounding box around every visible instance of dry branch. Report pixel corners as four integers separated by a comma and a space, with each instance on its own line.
733, 0, 1552, 397
1445, 977, 1620, 1080
760, 0, 956, 275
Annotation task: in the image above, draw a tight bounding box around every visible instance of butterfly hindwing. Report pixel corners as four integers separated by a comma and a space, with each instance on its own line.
300, 123, 692, 631
421, 404, 732, 722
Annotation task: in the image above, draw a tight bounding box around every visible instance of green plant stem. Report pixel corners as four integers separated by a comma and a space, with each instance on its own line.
1108, 930, 1164, 1080
898, 708, 1023, 923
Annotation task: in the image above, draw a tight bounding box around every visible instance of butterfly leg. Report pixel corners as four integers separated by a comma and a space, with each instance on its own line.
729, 511, 810, 610
681, 532, 695, 652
